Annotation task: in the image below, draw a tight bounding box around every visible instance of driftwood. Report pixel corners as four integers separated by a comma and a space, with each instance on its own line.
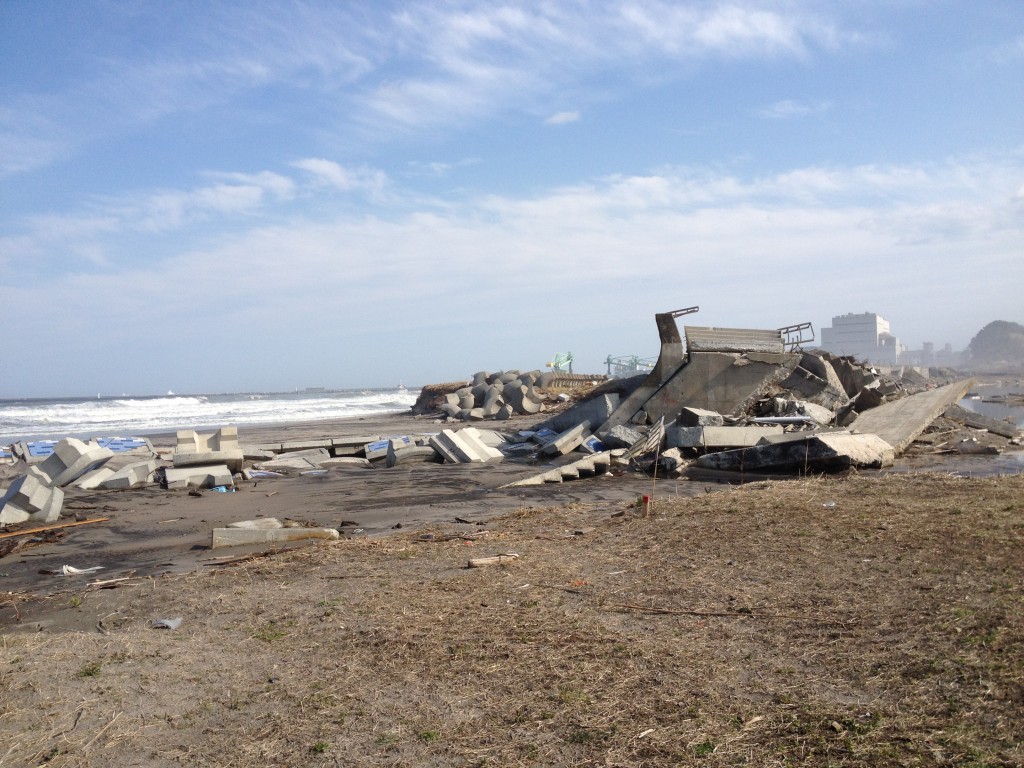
0, 517, 109, 540
467, 553, 519, 568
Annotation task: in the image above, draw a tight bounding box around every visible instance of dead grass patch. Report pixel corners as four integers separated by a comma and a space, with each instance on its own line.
1, 473, 1022, 766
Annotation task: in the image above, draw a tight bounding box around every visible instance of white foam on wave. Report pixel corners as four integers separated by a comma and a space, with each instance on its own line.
1, 389, 418, 441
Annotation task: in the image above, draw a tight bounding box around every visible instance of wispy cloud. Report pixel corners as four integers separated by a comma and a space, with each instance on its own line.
756, 98, 832, 120
545, 110, 580, 125
291, 158, 389, 197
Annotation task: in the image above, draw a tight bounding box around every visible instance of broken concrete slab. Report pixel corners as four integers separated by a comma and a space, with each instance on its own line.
162, 464, 233, 490
944, 403, 1020, 439
696, 432, 895, 473
173, 427, 244, 472
601, 424, 643, 450
850, 379, 974, 454
211, 526, 340, 548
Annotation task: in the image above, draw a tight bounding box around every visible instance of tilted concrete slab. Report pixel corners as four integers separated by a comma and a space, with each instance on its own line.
850, 379, 974, 454
696, 432, 895, 473
944, 403, 1020, 439
535, 394, 619, 434
211, 527, 340, 548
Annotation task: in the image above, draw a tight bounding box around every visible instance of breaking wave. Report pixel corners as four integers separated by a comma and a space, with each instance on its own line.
0, 389, 417, 442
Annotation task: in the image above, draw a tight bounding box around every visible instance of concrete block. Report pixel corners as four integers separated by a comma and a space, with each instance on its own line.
677, 407, 724, 427
100, 460, 159, 490
365, 438, 410, 462
28, 438, 114, 487
211, 527, 340, 548
174, 427, 244, 471
540, 421, 592, 457
76, 466, 116, 490
666, 426, 705, 449
0, 475, 65, 525
602, 424, 643, 450
163, 464, 233, 490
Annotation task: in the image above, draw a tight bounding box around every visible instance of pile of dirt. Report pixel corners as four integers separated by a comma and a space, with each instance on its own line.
2, 473, 1021, 767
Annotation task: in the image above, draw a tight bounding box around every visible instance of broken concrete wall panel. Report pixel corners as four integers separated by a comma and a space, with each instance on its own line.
640, 352, 797, 425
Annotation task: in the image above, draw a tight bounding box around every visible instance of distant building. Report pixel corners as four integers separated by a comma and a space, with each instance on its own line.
819, 312, 904, 365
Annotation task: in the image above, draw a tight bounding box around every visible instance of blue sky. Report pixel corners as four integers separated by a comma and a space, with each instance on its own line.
2, 0, 1022, 397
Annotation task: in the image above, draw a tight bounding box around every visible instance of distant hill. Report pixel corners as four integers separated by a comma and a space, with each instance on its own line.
967, 320, 1024, 365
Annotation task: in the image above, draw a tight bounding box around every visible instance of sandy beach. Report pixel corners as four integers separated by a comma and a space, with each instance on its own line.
0, 411, 673, 598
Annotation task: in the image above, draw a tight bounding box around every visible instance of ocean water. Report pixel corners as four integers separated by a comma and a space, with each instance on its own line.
0, 388, 418, 443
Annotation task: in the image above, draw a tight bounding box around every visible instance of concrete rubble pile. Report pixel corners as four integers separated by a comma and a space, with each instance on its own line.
3, 312, 1019, 535
1, 436, 158, 526
412, 369, 603, 422
495, 309, 1020, 478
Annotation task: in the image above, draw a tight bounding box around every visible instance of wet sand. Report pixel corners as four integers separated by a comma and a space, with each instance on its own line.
1, 412, 679, 597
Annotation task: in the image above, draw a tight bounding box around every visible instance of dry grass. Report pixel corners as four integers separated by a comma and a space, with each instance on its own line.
1, 473, 1022, 767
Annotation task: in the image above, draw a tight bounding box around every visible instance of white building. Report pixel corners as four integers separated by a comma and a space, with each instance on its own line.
819, 312, 903, 365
